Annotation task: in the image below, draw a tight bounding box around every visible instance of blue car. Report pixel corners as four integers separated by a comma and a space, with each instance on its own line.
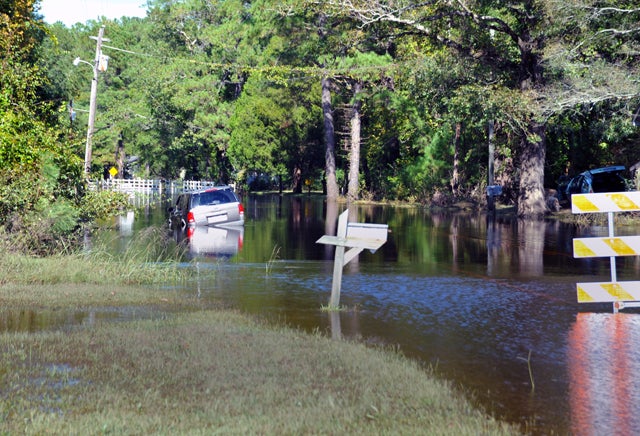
557, 166, 628, 204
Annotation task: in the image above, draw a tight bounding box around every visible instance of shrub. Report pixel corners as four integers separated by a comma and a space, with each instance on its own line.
79, 190, 131, 222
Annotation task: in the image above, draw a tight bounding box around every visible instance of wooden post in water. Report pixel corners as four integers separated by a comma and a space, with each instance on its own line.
328, 211, 349, 308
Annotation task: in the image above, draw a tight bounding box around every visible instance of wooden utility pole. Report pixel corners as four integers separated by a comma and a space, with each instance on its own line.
84, 26, 107, 175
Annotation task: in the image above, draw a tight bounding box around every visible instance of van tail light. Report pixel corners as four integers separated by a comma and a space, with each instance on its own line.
187, 211, 195, 224
238, 203, 245, 217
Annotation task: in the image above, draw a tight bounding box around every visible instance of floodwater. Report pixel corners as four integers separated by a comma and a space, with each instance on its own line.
5, 194, 640, 434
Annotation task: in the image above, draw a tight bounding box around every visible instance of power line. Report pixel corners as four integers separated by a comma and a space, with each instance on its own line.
98, 43, 401, 82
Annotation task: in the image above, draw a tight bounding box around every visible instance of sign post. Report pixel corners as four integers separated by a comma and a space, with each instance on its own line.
316, 209, 388, 308
572, 192, 640, 312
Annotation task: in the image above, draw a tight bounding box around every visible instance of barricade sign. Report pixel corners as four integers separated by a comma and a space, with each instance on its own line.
572, 192, 640, 214
573, 236, 640, 258
571, 191, 640, 312
577, 281, 640, 303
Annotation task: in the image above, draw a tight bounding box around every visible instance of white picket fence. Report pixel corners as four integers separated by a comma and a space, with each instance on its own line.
88, 179, 222, 195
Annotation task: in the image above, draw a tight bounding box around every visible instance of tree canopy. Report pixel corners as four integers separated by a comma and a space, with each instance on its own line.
2, 0, 639, 224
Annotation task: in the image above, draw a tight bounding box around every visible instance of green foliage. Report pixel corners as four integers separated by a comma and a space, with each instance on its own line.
35, 197, 80, 235
79, 190, 131, 222
0, 111, 48, 169
0, 106, 78, 221
228, 76, 323, 187
0, 169, 39, 217
0, 0, 87, 254
401, 129, 454, 201
0, 0, 635, 227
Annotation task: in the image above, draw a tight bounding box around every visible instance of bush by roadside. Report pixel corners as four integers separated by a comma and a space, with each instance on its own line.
0, 188, 131, 257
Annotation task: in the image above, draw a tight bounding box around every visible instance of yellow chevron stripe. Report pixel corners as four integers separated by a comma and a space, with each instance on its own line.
607, 193, 640, 211
572, 195, 599, 212
573, 240, 597, 257
601, 283, 635, 301
577, 285, 595, 303
604, 238, 637, 256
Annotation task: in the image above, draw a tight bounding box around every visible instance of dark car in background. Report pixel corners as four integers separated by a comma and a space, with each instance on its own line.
556, 166, 629, 205
169, 186, 244, 229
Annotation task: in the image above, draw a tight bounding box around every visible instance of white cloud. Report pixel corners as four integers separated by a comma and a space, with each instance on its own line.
39, 0, 147, 26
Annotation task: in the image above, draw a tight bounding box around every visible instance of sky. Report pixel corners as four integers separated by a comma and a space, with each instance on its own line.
39, 0, 148, 26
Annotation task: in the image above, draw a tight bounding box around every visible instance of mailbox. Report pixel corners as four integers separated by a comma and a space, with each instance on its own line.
346, 222, 388, 253
486, 185, 502, 197
316, 209, 388, 308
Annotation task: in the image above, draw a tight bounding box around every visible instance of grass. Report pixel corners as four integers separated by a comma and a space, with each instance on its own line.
0, 226, 189, 289
265, 244, 280, 276
320, 304, 348, 312
0, 311, 518, 435
0, 236, 520, 435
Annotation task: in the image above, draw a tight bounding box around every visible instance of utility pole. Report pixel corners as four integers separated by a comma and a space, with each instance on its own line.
84, 26, 107, 176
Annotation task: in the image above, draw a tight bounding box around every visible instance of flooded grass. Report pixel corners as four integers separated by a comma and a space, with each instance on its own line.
0, 282, 185, 309
0, 310, 518, 434
0, 234, 197, 310
0, 226, 189, 288
0, 254, 192, 309
0, 229, 194, 310
0, 234, 519, 434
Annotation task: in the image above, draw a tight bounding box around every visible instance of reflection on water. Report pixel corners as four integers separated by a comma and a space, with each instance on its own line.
117, 210, 135, 236
174, 225, 244, 259
6, 194, 640, 434
568, 313, 640, 435
0, 307, 162, 332
0, 309, 83, 332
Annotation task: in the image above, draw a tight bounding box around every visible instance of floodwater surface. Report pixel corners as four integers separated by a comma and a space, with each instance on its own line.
6, 194, 640, 434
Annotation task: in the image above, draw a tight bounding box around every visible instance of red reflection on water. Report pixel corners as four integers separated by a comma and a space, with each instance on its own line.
568, 312, 640, 435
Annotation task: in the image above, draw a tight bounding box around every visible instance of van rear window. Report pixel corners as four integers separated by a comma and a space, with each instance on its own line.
192, 190, 233, 206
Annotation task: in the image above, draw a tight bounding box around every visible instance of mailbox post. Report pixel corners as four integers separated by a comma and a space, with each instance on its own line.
486, 184, 502, 212
316, 209, 388, 308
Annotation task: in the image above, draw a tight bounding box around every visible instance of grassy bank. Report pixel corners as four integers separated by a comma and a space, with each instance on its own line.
0, 310, 518, 434
0, 250, 520, 434
0, 227, 189, 289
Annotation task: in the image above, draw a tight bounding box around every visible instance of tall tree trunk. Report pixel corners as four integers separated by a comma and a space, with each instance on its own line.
322, 76, 339, 200
115, 133, 125, 178
451, 122, 461, 195
347, 81, 362, 202
517, 122, 547, 218
292, 166, 302, 194
487, 120, 496, 212
516, 33, 547, 218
